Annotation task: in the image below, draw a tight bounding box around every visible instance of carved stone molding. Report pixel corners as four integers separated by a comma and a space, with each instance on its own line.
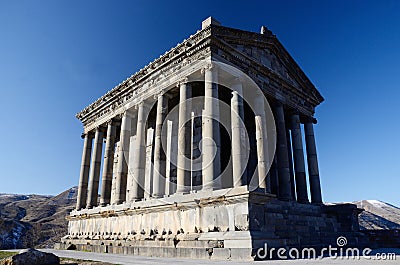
176, 77, 189, 88
200, 62, 215, 75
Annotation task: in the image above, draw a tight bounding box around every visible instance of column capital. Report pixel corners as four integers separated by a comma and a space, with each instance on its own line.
105, 119, 114, 126
304, 116, 318, 124
105, 118, 120, 127
81, 131, 95, 139
135, 100, 151, 110
123, 107, 136, 117
94, 125, 107, 133
153, 89, 165, 99
201, 62, 218, 75
176, 77, 189, 88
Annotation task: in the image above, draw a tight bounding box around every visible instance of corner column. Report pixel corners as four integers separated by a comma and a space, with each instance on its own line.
304, 119, 323, 203
86, 127, 104, 208
113, 111, 132, 204
100, 120, 116, 206
274, 103, 292, 200
231, 80, 247, 187
290, 113, 309, 203
176, 79, 191, 193
76, 133, 93, 210
202, 63, 221, 190
152, 93, 168, 197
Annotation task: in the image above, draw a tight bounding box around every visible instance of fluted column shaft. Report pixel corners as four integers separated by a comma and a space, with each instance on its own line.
76, 133, 93, 210
274, 103, 292, 200
165, 120, 174, 195
129, 103, 148, 200
202, 64, 221, 190
87, 127, 104, 208
176, 81, 191, 193
153, 94, 168, 197
291, 114, 309, 203
305, 121, 322, 203
286, 129, 296, 200
113, 112, 132, 204
100, 120, 116, 206
253, 93, 270, 191
231, 81, 247, 187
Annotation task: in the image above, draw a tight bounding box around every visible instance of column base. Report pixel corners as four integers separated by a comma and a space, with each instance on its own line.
113, 199, 125, 205
174, 191, 190, 196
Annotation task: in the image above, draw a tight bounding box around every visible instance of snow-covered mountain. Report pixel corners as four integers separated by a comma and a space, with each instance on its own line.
354, 200, 400, 230
0, 187, 77, 249
1, 188, 399, 249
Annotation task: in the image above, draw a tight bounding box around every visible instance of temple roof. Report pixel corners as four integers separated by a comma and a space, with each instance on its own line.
76, 17, 323, 126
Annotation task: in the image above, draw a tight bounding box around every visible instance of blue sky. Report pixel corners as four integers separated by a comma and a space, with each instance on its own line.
0, 1, 399, 206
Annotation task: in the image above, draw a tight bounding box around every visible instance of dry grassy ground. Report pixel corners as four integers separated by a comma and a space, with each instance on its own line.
0, 251, 18, 259
0, 252, 117, 265
0, 187, 77, 249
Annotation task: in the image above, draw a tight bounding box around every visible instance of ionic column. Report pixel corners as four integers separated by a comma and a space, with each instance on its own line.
202, 63, 221, 190
113, 111, 132, 204
270, 155, 279, 195
165, 120, 173, 195
76, 133, 94, 210
274, 103, 292, 201
100, 120, 116, 206
86, 127, 104, 208
253, 93, 270, 191
286, 129, 296, 200
176, 79, 191, 193
129, 102, 148, 200
231, 80, 247, 187
144, 128, 155, 199
290, 113, 309, 203
152, 94, 168, 198
304, 120, 322, 204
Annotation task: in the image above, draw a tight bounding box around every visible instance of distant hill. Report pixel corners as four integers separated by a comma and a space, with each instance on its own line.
1, 188, 399, 249
354, 200, 400, 230
0, 187, 77, 249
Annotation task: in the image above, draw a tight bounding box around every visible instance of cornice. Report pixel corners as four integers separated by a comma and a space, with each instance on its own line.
82, 47, 212, 132
76, 23, 324, 128
76, 26, 213, 124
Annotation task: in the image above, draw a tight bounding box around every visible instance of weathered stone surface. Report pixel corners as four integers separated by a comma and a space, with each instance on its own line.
64, 17, 362, 261
0, 249, 60, 265
58, 188, 365, 260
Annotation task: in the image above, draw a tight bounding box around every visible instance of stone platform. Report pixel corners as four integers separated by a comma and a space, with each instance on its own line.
57, 187, 367, 260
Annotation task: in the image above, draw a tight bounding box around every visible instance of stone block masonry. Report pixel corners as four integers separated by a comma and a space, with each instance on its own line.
59, 17, 364, 260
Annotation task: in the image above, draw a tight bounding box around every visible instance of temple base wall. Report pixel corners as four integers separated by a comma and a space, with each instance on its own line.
57, 187, 367, 260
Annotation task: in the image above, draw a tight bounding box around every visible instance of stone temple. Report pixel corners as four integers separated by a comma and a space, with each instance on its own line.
58, 18, 364, 260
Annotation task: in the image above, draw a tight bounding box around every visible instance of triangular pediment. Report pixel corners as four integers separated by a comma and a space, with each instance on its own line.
210, 26, 324, 105
230, 43, 300, 88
